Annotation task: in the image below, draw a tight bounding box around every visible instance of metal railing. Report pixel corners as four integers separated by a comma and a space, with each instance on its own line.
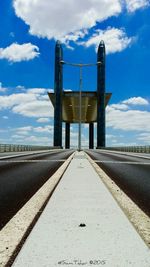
104, 146, 150, 153
0, 144, 54, 153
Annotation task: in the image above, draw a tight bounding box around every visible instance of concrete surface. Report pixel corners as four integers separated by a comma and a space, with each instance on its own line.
86, 149, 150, 217
12, 152, 150, 267
87, 153, 150, 248
0, 152, 74, 267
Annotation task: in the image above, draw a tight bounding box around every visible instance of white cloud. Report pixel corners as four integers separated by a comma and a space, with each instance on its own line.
61, 30, 88, 48
25, 135, 51, 145
0, 93, 37, 109
11, 127, 53, 145
37, 118, 50, 123
123, 96, 149, 105
12, 100, 53, 118
106, 134, 118, 139
0, 122, 53, 146
12, 134, 24, 139
27, 88, 47, 94
63, 89, 72, 92
82, 28, 133, 53
48, 89, 54, 93
106, 106, 150, 132
17, 126, 33, 132
13, 0, 121, 41
12, 0, 149, 53
106, 97, 150, 137
15, 126, 33, 136
33, 125, 53, 133
16, 85, 25, 90
125, 0, 150, 12
13, 125, 53, 134
110, 103, 129, 110
2, 116, 8, 119
137, 132, 150, 143
0, 87, 53, 118
0, 43, 39, 62
0, 82, 7, 92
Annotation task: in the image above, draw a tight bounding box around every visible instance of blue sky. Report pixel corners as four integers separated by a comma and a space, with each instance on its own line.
0, 0, 150, 148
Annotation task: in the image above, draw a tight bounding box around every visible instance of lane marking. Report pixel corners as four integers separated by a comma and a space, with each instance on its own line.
0, 159, 66, 163
94, 160, 150, 165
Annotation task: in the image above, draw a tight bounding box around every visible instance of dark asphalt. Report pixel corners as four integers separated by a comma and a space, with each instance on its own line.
86, 150, 150, 217
0, 150, 74, 230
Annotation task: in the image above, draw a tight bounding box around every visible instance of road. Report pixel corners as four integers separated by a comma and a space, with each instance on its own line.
0, 150, 74, 230
86, 149, 150, 217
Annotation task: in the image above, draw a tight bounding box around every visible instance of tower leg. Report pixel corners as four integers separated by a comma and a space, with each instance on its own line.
54, 41, 63, 148
97, 40, 106, 148
89, 123, 94, 149
65, 123, 70, 149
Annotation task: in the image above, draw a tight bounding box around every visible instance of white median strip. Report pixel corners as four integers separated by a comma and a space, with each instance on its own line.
87, 153, 150, 248
0, 152, 75, 267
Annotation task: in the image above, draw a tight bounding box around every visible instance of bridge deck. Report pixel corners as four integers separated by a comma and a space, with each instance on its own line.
12, 151, 149, 267
48, 91, 111, 123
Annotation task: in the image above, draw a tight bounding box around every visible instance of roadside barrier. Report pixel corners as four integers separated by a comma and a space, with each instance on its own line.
104, 146, 150, 153
0, 144, 53, 153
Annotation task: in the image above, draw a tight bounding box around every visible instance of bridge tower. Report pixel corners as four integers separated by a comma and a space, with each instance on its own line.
97, 40, 106, 148
53, 41, 63, 148
49, 40, 111, 149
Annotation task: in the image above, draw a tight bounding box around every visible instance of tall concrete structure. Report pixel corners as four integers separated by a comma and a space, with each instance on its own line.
97, 40, 105, 148
48, 40, 111, 149
53, 41, 63, 147
89, 123, 94, 149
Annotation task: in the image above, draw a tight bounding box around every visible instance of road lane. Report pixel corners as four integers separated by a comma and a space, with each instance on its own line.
0, 150, 74, 229
86, 150, 150, 217
0, 149, 62, 159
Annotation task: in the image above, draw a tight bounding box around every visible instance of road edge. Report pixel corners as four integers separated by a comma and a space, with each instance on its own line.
0, 152, 75, 267
86, 153, 150, 248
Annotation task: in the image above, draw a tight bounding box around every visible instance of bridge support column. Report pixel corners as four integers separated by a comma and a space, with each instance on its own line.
97, 40, 106, 148
65, 123, 70, 149
54, 41, 63, 148
89, 123, 94, 149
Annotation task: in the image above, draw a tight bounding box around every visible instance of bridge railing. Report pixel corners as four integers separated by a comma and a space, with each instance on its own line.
104, 146, 150, 153
0, 144, 54, 153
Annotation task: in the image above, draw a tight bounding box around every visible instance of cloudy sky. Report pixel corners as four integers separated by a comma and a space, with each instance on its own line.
0, 0, 150, 148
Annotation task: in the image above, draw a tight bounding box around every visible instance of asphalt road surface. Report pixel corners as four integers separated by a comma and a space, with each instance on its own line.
0, 150, 74, 230
86, 150, 150, 217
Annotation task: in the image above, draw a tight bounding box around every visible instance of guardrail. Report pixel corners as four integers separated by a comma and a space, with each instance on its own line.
104, 146, 150, 153
0, 144, 54, 153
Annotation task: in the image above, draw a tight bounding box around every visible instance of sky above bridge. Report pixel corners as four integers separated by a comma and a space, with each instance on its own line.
0, 0, 150, 147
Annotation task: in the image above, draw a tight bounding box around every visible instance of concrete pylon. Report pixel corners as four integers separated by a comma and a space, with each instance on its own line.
54, 41, 63, 148
89, 123, 94, 149
65, 123, 70, 149
97, 40, 105, 148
